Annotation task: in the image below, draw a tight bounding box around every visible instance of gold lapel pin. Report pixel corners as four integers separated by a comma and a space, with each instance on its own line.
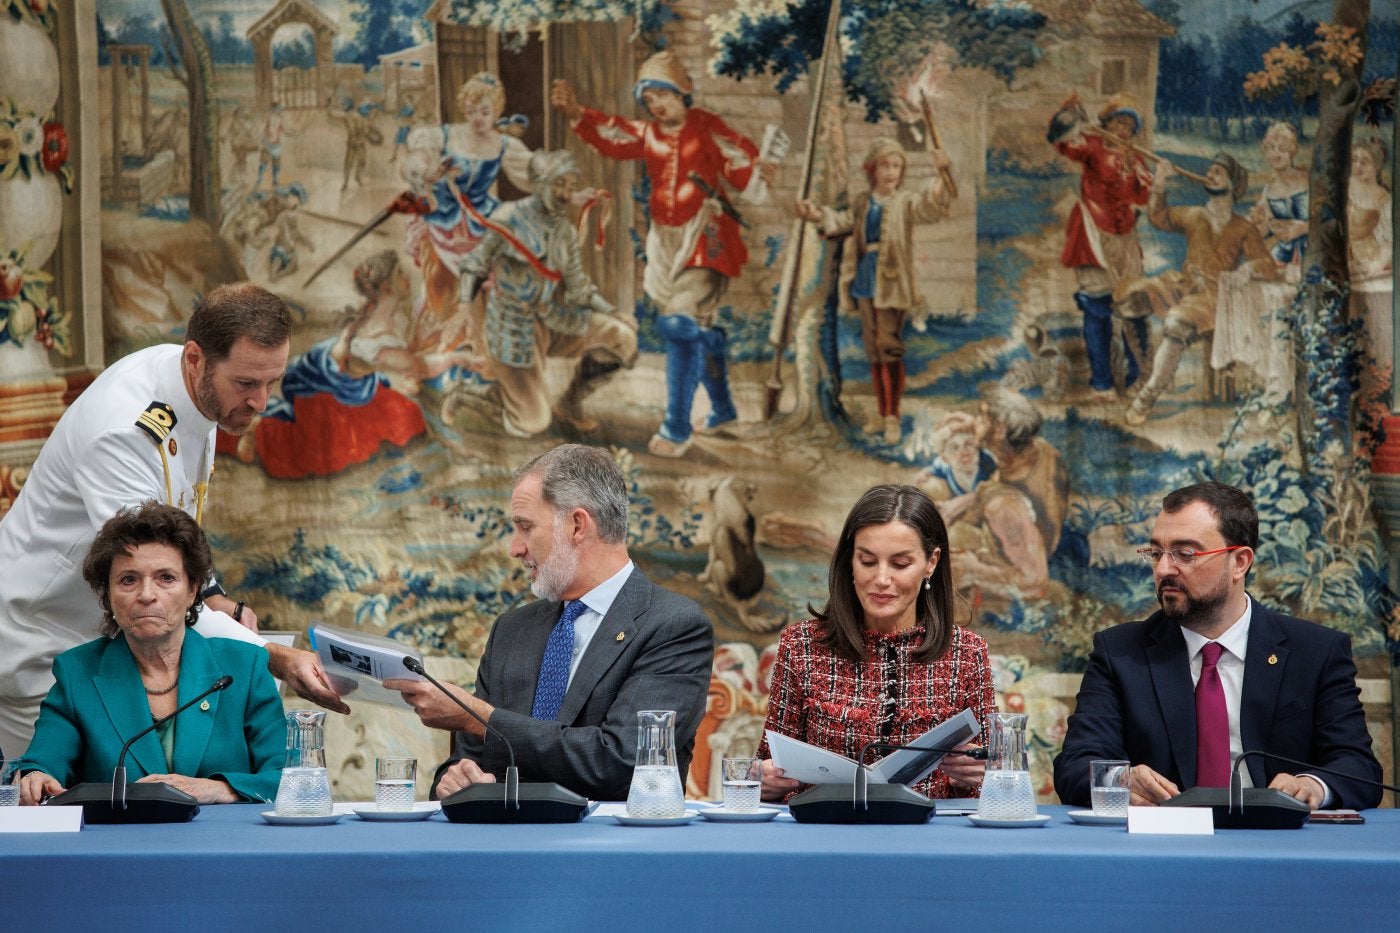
200, 700, 211, 711
615, 631, 625, 642
1267, 654, 1278, 665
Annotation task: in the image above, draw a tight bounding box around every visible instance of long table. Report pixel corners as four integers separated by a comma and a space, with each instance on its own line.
5, 804, 1399, 929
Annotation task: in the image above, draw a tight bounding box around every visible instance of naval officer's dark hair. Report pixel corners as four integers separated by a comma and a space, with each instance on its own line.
186, 282, 293, 363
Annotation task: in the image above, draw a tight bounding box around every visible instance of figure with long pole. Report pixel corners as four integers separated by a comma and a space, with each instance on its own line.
765, 0, 844, 421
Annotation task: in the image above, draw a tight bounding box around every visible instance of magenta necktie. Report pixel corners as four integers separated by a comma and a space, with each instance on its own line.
1194, 642, 1230, 787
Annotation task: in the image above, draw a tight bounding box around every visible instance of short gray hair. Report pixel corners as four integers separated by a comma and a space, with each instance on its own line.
513, 444, 629, 544
981, 385, 1042, 453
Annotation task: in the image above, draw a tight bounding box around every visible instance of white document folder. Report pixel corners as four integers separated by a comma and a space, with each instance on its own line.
766, 708, 980, 785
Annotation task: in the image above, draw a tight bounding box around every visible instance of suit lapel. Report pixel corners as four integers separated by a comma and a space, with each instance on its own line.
556, 572, 649, 724
1144, 617, 1197, 785
170, 632, 221, 777
1240, 605, 1287, 786
94, 637, 165, 777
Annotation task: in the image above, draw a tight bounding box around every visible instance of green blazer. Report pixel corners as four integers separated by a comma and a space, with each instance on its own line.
19, 629, 285, 803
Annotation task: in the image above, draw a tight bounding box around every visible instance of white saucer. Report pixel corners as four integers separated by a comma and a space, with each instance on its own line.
260, 810, 344, 826
353, 805, 437, 822
965, 813, 1051, 829
1067, 809, 1127, 826
613, 810, 699, 827
698, 807, 780, 823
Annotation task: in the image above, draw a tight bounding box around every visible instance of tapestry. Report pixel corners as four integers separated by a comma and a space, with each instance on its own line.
24, 0, 1397, 798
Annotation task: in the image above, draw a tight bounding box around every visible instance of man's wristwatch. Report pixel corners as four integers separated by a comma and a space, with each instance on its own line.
201, 582, 227, 600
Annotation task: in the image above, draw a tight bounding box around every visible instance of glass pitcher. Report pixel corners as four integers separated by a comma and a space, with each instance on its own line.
273, 709, 333, 817
975, 712, 1038, 821
625, 709, 685, 818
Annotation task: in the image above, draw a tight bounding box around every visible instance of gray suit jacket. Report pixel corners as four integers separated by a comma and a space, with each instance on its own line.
433, 569, 714, 800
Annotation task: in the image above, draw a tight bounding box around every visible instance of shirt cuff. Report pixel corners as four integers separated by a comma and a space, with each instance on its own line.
1298, 773, 1332, 808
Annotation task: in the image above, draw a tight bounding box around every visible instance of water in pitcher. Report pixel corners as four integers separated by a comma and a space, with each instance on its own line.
274, 766, 333, 817
626, 765, 685, 818
978, 770, 1037, 821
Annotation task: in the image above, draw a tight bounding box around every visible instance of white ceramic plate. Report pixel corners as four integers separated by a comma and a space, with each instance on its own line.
698, 807, 781, 823
1066, 809, 1127, 826
260, 810, 345, 826
353, 805, 438, 822
965, 813, 1052, 829
612, 810, 699, 827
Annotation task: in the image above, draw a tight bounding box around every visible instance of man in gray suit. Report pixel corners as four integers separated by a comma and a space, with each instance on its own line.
386, 444, 714, 801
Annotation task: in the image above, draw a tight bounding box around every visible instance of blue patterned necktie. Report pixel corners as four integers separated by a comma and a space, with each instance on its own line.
531, 599, 586, 720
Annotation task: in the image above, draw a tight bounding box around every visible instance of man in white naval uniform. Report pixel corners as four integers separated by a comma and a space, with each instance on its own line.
0, 282, 349, 757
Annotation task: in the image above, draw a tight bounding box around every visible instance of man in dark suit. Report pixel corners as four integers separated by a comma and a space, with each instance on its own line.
1053, 481, 1381, 810
386, 444, 714, 801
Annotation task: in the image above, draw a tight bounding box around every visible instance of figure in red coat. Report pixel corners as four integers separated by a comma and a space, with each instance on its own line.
1048, 93, 1154, 399
552, 51, 774, 457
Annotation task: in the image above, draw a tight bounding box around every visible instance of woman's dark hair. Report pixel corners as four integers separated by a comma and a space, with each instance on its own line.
83, 501, 213, 637
813, 484, 956, 663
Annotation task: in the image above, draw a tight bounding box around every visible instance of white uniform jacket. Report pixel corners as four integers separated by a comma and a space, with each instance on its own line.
0, 344, 261, 756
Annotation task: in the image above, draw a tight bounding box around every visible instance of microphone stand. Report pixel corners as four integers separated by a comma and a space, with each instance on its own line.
1165, 749, 1400, 828
402, 657, 520, 810
401, 657, 587, 824
1228, 750, 1400, 814
855, 740, 988, 811
45, 674, 234, 824
112, 675, 234, 809
788, 740, 985, 824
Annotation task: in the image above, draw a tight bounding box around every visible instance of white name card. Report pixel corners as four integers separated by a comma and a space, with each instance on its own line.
1127, 805, 1213, 835
0, 806, 83, 833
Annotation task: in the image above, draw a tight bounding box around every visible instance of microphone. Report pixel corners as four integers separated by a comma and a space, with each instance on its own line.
402, 657, 588, 824
45, 675, 234, 824
788, 741, 985, 825
1162, 750, 1400, 829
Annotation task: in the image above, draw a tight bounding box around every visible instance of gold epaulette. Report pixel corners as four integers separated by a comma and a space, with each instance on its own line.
135, 401, 178, 444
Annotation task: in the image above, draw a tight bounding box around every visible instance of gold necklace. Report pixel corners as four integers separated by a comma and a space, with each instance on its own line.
144, 680, 178, 696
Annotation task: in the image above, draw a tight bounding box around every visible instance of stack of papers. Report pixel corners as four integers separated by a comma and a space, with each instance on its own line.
766, 708, 980, 785
309, 622, 424, 707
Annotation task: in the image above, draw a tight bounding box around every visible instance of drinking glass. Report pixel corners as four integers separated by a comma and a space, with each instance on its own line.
1090, 759, 1130, 817
720, 757, 762, 812
0, 758, 18, 806
375, 757, 417, 812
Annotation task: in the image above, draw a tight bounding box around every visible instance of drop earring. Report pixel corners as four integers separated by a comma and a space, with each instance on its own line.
923, 578, 931, 590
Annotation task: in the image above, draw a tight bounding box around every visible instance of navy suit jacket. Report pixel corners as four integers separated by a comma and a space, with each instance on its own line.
433, 569, 714, 801
1053, 600, 1382, 810
19, 630, 285, 803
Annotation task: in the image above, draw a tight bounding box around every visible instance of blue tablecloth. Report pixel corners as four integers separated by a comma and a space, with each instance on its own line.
4, 804, 1398, 930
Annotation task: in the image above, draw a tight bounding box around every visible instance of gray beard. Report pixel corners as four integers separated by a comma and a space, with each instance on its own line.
531, 524, 579, 602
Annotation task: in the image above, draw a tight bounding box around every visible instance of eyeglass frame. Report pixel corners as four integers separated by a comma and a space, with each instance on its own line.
1135, 544, 1248, 566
